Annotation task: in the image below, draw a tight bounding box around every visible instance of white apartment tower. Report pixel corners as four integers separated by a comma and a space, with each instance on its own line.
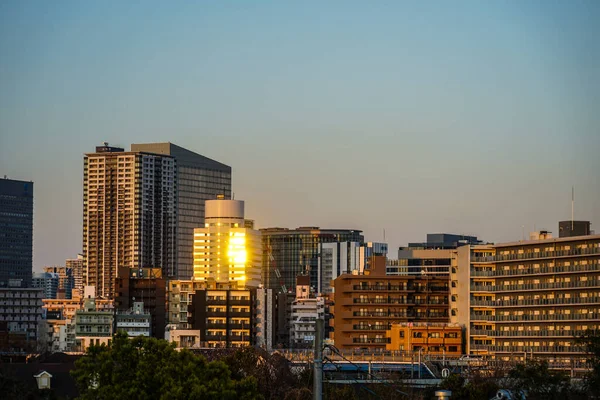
193, 197, 261, 288
83, 144, 176, 298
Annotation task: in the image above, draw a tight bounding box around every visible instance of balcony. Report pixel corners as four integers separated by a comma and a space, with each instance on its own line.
353, 324, 391, 331
471, 263, 600, 278
471, 247, 600, 263
352, 285, 408, 291
352, 337, 390, 344
470, 297, 600, 307
471, 329, 590, 338
478, 345, 585, 354
471, 280, 600, 292
470, 313, 598, 322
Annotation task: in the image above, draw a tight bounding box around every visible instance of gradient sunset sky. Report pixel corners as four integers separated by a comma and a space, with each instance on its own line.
1, 1, 598, 269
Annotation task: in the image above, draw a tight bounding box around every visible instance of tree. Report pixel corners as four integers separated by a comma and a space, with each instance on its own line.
71, 332, 261, 400
223, 347, 310, 400
504, 359, 570, 400
577, 328, 600, 396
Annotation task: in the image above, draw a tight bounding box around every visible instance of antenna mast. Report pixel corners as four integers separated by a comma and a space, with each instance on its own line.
572, 186, 574, 230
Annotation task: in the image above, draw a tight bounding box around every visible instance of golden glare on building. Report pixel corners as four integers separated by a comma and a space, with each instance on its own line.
193, 197, 261, 288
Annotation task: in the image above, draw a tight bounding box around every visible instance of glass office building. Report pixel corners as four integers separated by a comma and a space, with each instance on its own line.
0, 178, 34, 288
261, 227, 364, 293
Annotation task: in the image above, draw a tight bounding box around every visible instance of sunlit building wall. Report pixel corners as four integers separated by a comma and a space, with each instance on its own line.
193, 197, 261, 288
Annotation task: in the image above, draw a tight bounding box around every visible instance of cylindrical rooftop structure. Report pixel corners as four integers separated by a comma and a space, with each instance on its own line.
205, 199, 244, 219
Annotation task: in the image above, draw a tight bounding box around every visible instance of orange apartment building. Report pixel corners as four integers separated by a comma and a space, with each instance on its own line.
332, 256, 450, 350
386, 323, 463, 355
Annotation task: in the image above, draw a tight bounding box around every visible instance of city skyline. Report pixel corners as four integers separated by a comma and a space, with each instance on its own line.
1, 2, 599, 269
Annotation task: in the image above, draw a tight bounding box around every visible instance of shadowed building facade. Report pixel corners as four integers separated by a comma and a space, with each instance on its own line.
131, 142, 232, 280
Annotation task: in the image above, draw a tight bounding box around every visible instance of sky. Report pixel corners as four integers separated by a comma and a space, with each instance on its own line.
0, 1, 599, 270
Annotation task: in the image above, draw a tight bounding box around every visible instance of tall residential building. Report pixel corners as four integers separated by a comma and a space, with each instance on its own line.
131, 142, 232, 280
261, 227, 364, 293
188, 287, 253, 348
318, 242, 363, 294
455, 228, 600, 367
0, 178, 34, 288
66, 255, 84, 299
43, 266, 74, 299
83, 144, 176, 298
193, 197, 261, 289
32, 272, 59, 299
332, 256, 450, 351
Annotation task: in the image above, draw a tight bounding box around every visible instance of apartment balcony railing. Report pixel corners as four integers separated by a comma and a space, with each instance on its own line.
352, 337, 390, 344
471, 280, 600, 292
353, 324, 391, 331
470, 313, 598, 322
352, 311, 410, 318
471, 329, 590, 338
353, 298, 409, 304
471, 297, 600, 307
472, 344, 585, 353
471, 263, 600, 277
353, 285, 408, 291
471, 247, 600, 263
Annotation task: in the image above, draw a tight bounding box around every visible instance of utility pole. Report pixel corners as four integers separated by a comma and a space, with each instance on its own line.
313, 318, 323, 400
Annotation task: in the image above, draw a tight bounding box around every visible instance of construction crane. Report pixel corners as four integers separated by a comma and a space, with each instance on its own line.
266, 244, 287, 293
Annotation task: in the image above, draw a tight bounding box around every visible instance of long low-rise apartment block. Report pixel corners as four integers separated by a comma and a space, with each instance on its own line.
454, 227, 599, 366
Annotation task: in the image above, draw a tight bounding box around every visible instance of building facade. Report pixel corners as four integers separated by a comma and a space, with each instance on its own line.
189, 288, 253, 348
0, 287, 44, 352
32, 272, 59, 299
332, 256, 450, 351
455, 230, 600, 367
83, 144, 176, 298
43, 266, 74, 299
255, 287, 275, 350
0, 178, 34, 288
386, 322, 462, 355
66, 255, 84, 299
115, 267, 166, 339
116, 302, 151, 337
131, 142, 232, 280
75, 297, 114, 350
193, 197, 261, 289
261, 227, 364, 293
290, 276, 325, 348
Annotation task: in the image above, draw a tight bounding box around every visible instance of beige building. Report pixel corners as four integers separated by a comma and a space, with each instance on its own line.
193, 197, 261, 289
83, 144, 176, 298
454, 231, 600, 366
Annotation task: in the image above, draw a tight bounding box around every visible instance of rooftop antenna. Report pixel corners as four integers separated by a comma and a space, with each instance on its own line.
383, 229, 386, 242
571, 186, 574, 230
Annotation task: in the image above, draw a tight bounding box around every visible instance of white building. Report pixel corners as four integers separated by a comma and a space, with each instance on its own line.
193, 196, 261, 289
116, 302, 151, 337
290, 276, 325, 347
318, 242, 362, 295
255, 287, 274, 350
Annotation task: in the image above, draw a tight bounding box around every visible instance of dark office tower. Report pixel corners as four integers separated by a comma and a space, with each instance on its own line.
261, 227, 364, 293
83, 144, 176, 298
131, 143, 232, 280
559, 220, 592, 238
0, 178, 34, 288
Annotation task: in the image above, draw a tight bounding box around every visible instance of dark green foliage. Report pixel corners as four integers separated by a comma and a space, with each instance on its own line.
222, 347, 311, 400
438, 373, 499, 400
577, 328, 600, 397
505, 360, 571, 399
70, 332, 261, 400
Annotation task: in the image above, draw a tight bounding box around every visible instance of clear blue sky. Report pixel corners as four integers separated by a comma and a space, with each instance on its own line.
1, 1, 598, 269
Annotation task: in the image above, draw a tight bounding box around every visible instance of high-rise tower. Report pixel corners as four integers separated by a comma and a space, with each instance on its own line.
131, 143, 232, 280
193, 196, 261, 288
83, 144, 176, 298
0, 177, 34, 288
